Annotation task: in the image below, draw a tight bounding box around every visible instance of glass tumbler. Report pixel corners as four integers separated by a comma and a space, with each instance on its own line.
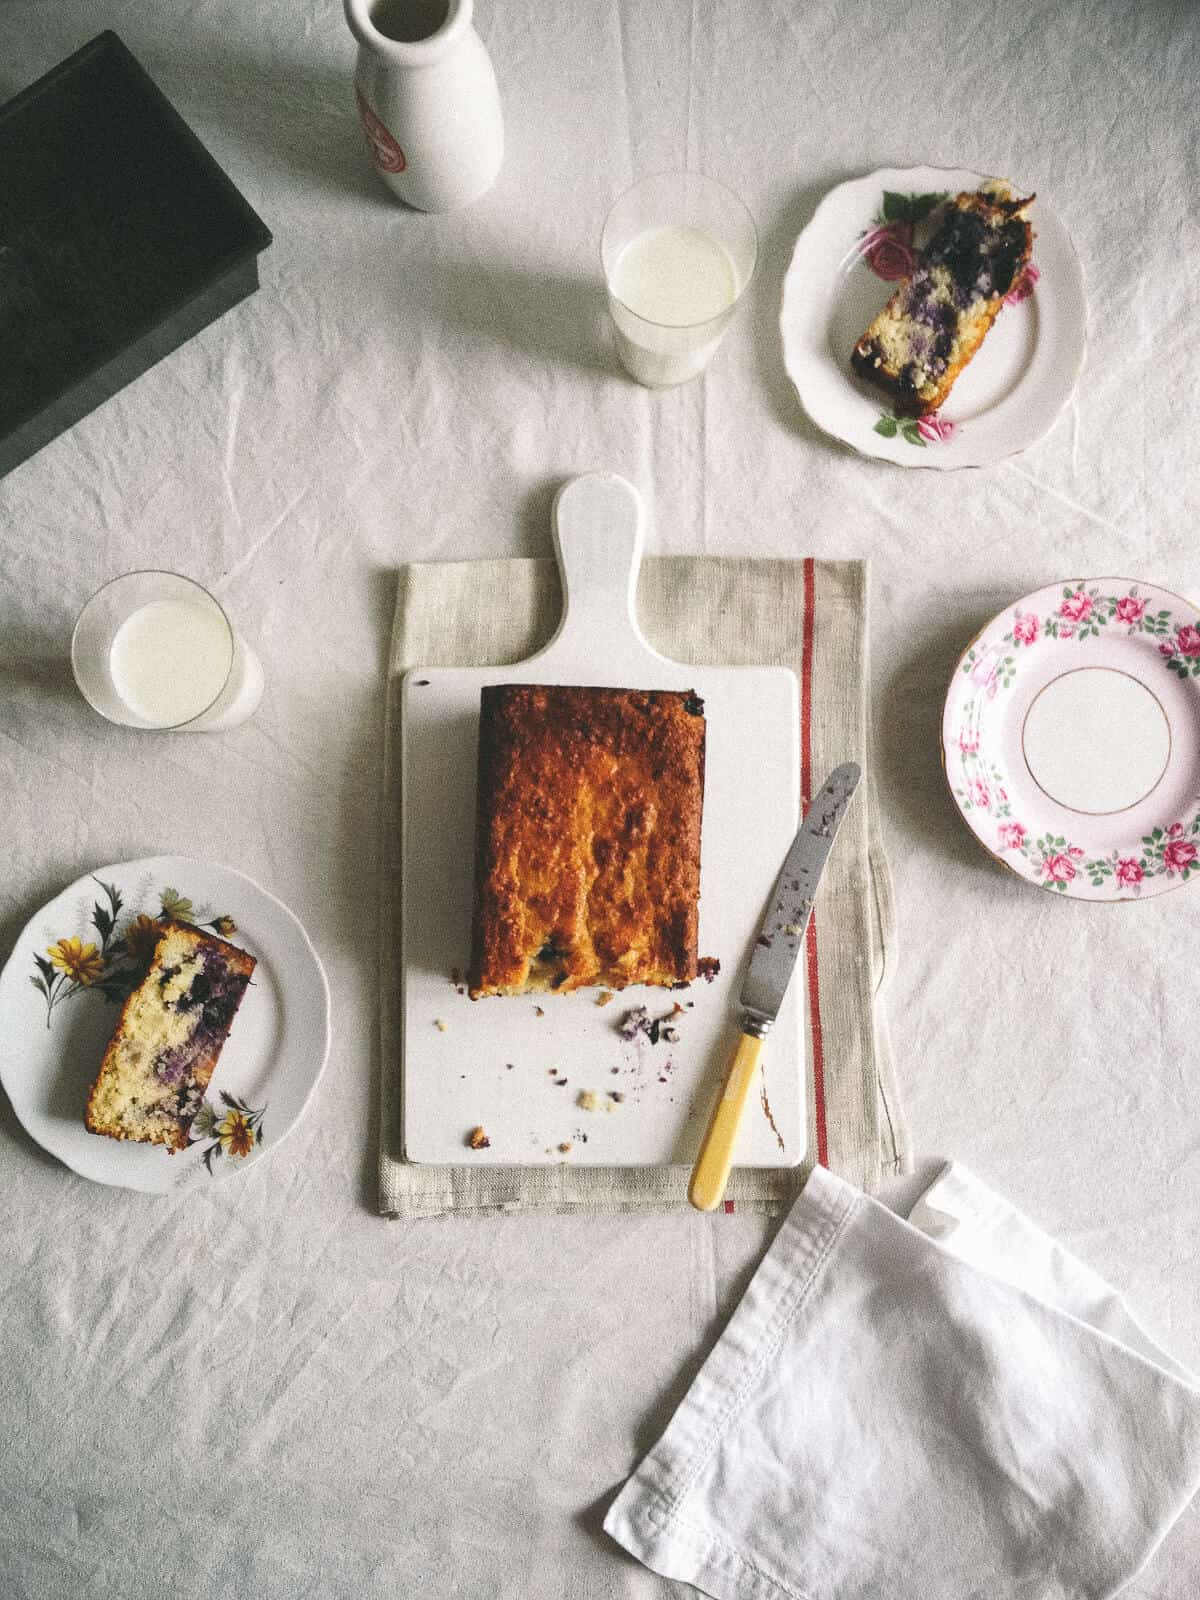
602, 172, 758, 388
71, 571, 264, 732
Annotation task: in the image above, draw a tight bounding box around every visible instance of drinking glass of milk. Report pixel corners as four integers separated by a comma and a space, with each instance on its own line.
71, 572, 264, 732
602, 172, 757, 388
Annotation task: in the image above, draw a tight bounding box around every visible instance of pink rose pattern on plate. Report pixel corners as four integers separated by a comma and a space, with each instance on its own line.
859, 191, 1038, 448
950, 584, 1200, 895
860, 222, 915, 282
1003, 262, 1040, 305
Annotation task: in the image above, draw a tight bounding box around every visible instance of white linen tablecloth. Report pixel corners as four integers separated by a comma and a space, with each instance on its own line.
2, 0, 1199, 1594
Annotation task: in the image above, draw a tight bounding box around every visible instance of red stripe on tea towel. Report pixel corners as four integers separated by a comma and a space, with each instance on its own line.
723, 1199, 736, 1214
801, 559, 829, 1169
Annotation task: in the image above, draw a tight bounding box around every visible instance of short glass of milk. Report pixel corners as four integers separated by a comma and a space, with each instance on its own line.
71, 572, 264, 731
602, 172, 757, 388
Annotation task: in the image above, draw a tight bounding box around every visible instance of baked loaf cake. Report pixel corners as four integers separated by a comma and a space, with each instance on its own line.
84, 921, 256, 1151
469, 684, 705, 998
851, 182, 1034, 416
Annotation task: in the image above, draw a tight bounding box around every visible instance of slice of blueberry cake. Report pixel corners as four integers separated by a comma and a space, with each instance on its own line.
85, 921, 256, 1152
851, 182, 1034, 417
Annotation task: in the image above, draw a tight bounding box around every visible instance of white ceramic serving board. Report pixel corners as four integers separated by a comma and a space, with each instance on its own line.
401, 473, 802, 1167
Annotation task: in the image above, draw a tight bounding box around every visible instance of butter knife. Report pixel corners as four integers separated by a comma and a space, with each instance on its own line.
688, 761, 861, 1212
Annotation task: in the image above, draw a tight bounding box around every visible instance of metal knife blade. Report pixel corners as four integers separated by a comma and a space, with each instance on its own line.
739, 762, 861, 1035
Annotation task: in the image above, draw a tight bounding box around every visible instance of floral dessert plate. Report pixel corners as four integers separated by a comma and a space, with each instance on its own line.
780, 165, 1087, 469
943, 580, 1200, 900
0, 856, 330, 1192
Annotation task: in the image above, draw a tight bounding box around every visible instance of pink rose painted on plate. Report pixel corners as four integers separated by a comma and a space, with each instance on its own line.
1114, 858, 1144, 887
998, 822, 1025, 850
860, 222, 915, 281
1163, 838, 1198, 873
958, 728, 980, 755
1003, 262, 1040, 306
1042, 852, 1077, 884
917, 414, 958, 443
970, 777, 991, 809
1114, 595, 1146, 626
1175, 624, 1200, 658
1059, 591, 1093, 624
1011, 611, 1039, 646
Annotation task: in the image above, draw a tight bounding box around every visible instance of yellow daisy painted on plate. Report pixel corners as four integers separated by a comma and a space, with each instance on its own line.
217, 1107, 256, 1158
46, 937, 104, 986
159, 887, 194, 921
123, 914, 163, 965
191, 1093, 266, 1172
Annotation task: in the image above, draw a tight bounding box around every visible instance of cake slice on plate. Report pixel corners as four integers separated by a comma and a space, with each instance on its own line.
85, 920, 256, 1152
851, 182, 1035, 417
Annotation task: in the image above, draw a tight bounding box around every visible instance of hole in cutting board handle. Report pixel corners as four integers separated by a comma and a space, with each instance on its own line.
548, 472, 649, 662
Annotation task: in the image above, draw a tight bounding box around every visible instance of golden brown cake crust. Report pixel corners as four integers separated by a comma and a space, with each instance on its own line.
84, 920, 256, 1151
468, 685, 706, 998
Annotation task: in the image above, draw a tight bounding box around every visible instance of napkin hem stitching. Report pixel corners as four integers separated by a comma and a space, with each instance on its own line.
636, 1500, 811, 1600
655, 1180, 858, 1525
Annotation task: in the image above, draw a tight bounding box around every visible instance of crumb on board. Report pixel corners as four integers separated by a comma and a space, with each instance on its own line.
608, 1091, 625, 1104
434, 1019, 448, 1032
467, 1126, 490, 1150
534, 1006, 545, 1018
595, 990, 615, 1007
577, 1090, 601, 1111
558, 1141, 573, 1154
782, 922, 803, 936
698, 956, 721, 983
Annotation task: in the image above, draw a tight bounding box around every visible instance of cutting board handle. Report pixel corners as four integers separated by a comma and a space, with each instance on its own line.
541, 472, 656, 671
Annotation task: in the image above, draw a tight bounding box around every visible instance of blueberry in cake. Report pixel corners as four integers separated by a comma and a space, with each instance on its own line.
85, 921, 256, 1151
851, 182, 1034, 417
468, 684, 706, 998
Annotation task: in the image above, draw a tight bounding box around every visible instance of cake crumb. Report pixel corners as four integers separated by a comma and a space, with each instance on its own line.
663, 1026, 680, 1044
782, 922, 803, 937
558, 1141, 573, 1154
608, 1091, 625, 1104
698, 956, 721, 983
534, 1006, 545, 1018
577, 1089, 601, 1112
434, 1019, 448, 1032
595, 990, 615, 1007
467, 1126, 490, 1150
618, 1005, 651, 1041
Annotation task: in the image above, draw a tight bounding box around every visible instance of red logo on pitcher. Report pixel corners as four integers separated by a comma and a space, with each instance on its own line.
355, 88, 406, 174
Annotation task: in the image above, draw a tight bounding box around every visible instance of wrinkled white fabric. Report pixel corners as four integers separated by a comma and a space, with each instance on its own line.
2, 0, 1200, 1594
606, 1165, 1200, 1600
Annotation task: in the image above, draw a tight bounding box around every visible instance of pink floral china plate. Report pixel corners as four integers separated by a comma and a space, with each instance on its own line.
943, 580, 1200, 900
780, 165, 1087, 469
0, 856, 330, 1192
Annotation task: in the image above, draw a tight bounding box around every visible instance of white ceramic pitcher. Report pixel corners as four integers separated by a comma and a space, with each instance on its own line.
344, 0, 503, 211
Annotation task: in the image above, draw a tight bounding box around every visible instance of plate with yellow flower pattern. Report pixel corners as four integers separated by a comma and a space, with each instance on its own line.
0, 856, 330, 1192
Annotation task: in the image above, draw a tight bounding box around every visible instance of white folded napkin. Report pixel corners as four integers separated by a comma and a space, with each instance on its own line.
605, 1163, 1200, 1599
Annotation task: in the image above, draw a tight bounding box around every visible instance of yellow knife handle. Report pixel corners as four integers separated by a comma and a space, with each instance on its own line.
688, 1029, 766, 1212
